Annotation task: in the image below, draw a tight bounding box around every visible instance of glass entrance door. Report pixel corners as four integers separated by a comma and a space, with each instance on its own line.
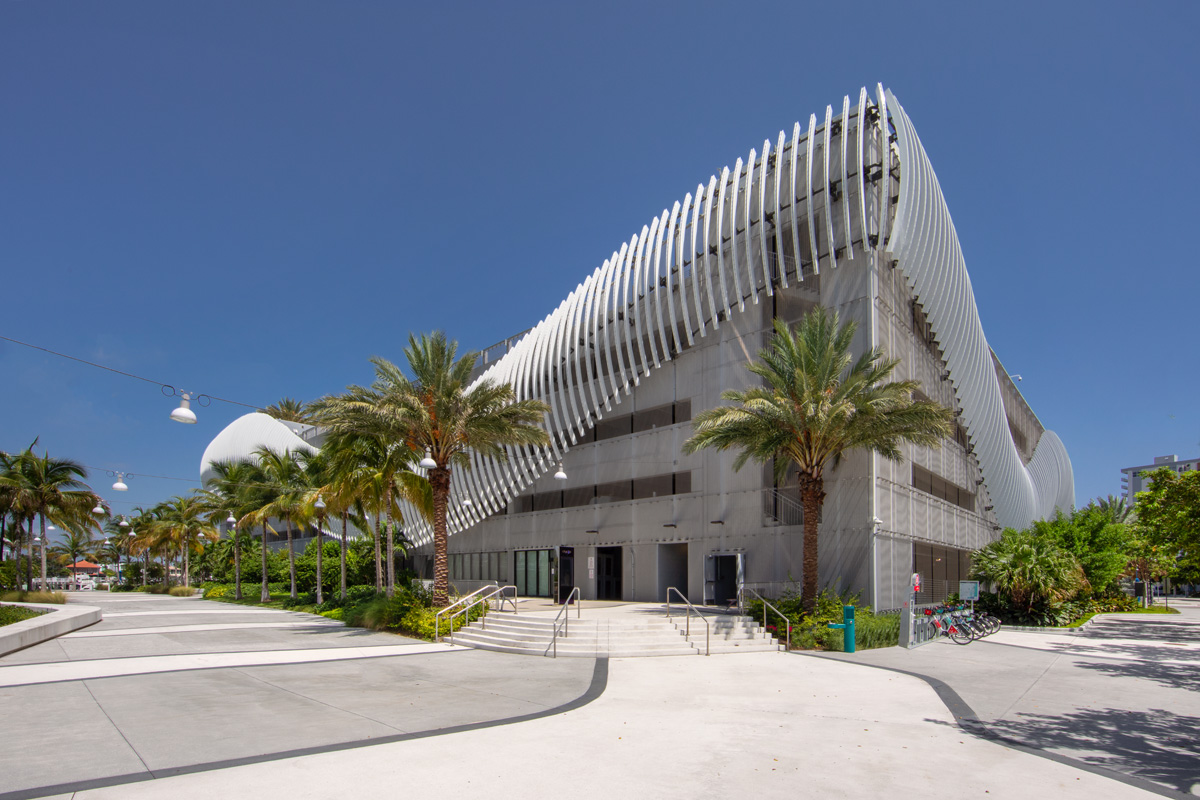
515, 549, 553, 597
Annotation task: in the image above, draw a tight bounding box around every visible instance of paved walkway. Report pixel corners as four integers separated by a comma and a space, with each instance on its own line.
1, 593, 1193, 799
821, 598, 1200, 797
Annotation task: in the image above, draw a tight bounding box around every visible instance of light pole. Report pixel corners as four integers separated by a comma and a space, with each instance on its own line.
227, 512, 242, 601
314, 496, 326, 606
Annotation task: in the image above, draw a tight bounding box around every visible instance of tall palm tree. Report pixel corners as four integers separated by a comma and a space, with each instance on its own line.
263, 397, 313, 423
682, 310, 955, 615
318, 431, 431, 597
314, 332, 551, 607
252, 447, 312, 599
155, 495, 216, 589
0, 444, 97, 591
202, 460, 262, 601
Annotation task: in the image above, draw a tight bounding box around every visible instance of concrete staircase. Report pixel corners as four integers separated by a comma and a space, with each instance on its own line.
450, 612, 782, 657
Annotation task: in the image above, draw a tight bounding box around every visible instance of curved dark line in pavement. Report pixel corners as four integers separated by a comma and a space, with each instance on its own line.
802, 652, 1190, 800
0, 657, 609, 800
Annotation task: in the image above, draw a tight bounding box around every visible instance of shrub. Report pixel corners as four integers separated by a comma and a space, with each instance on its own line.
281, 592, 316, 609
111, 583, 136, 592
168, 586, 195, 597
320, 608, 344, 621
137, 585, 170, 594
1, 590, 67, 604
0, 605, 44, 626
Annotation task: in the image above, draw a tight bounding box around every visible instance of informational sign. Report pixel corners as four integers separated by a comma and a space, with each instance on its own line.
911, 573, 922, 592
587, 556, 595, 569
959, 580, 980, 601
589, 569, 595, 579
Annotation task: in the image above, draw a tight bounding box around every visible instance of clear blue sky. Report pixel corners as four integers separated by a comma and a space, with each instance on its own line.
3, 1, 1197, 525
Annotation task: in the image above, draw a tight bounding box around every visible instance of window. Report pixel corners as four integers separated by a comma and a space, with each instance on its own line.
633, 474, 674, 499
911, 464, 975, 512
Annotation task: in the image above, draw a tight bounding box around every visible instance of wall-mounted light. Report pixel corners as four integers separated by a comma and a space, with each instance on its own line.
586, 529, 599, 534
984, 505, 994, 512
663, 523, 677, 528
710, 520, 724, 525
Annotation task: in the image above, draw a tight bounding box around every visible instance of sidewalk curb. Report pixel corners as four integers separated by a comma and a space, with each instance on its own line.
0, 602, 102, 656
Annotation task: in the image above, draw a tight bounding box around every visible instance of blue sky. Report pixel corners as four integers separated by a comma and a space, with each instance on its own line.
2, 1, 1198, 524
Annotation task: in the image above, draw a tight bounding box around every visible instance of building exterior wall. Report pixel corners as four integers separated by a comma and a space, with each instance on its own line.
201, 85, 1074, 610
1122, 455, 1200, 502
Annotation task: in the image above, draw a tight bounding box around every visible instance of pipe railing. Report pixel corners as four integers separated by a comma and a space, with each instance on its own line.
737, 585, 791, 650
547, 586, 581, 658
666, 587, 709, 656
445, 584, 518, 644
434, 584, 499, 643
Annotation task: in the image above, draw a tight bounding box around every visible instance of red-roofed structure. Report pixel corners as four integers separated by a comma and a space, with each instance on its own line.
71, 561, 102, 577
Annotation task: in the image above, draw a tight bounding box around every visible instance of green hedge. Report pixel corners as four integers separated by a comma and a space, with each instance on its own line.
0, 605, 43, 626
745, 588, 899, 651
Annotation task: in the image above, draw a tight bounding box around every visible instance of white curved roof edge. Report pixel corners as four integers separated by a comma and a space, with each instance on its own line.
884, 89, 1073, 528
393, 85, 1074, 546
199, 412, 317, 486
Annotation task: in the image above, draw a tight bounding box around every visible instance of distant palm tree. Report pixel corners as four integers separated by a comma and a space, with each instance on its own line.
314, 332, 550, 606
202, 460, 263, 600
263, 398, 313, 423
251, 447, 313, 599
49, 526, 97, 587
155, 495, 216, 589
0, 444, 97, 591
683, 311, 955, 615
317, 431, 431, 597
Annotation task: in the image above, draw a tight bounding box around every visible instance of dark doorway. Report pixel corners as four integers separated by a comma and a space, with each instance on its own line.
708, 554, 740, 606
597, 546, 622, 600
558, 546, 575, 603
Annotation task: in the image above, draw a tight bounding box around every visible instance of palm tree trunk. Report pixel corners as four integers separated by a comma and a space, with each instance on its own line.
142, 550, 148, 587
430, 467, 451, 607
22, 521, 33, 591
799, 473, 825, 617
260, 522, 270, 603
234, 530, 243, 601
373, 516, 382, 594
385, 487, 395, 598
286, 516, 296, 599
39, 514, 47, 592
184, 537, 190, 588
340, 512, 347, 601
315, 517, 324, 606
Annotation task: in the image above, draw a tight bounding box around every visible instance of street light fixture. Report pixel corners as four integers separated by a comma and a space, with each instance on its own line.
170, 392, 198, 424
554, 462, 567, 481
92, 501, 106, 515
419, 448, 436, 469
112, 472, 129, 492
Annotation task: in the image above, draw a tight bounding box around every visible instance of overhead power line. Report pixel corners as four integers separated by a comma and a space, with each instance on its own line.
0, 334, 260, 409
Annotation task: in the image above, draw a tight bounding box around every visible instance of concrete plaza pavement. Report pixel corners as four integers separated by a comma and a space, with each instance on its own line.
822, 598, 1200, 797
1, 592, 1191, 799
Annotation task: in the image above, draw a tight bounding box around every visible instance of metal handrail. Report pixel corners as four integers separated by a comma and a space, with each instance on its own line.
446, 584, 518, 644
548, 586, 581, 658
738, 585, 791, 650
434, 584, 498, 642
665, 587, 709, 656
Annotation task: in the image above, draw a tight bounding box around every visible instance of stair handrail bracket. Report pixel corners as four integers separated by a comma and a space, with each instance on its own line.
665, 587, 710, 656
547, 586, 582, 658
435, 583, 516, 644
738, 586, 791, 651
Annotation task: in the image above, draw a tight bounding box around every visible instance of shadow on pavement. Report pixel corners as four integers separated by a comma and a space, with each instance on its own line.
1083, 618, 1200, 643
932, 706, 1200, 796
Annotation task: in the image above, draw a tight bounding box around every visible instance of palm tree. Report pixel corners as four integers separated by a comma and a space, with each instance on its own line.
202, 460, 262, 601
314, 332, 551, 607
0, 444, 97, 591
49, 526, 97, 588
682, 310, 955, 615
318, 431, 430, 597
263, 398, 313, 423
156, 495, 216, 589
252, 447, 312, 599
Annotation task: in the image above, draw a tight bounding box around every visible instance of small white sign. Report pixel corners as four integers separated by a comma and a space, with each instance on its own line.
959, 580, 980, 601
587, 556, 595, 569
589, 569, 595, 579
